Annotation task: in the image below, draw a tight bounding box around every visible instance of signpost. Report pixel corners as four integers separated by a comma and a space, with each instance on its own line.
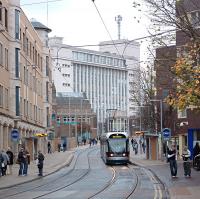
162, 128, 171, 141
11, 129, 19, 142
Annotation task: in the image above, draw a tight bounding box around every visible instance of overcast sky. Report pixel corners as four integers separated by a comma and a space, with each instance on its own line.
22, 1, 149, 45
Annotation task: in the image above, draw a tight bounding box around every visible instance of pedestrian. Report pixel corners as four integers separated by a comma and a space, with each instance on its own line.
1, 149, 9, 176
24, 149, 30, 176
167, 144, 177, 178
182, 146, 191, 177
89, 138, 92, 147
142, 139, 146, 153
6, 147, 14, 175
63, 142, 66, 152
47, 142, 51, 154
37, 150, 44, 176
0, 151, 4, 177
17, 148, 26, 176
58, 143, 61, 152
193, 142, 200, 167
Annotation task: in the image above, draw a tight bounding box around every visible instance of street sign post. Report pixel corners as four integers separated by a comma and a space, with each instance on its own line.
11, 129, 19, 142
162, 128, 171, 141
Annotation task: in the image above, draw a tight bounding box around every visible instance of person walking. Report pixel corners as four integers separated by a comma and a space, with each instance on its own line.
193, 142, 200, 167
18, 148, 26, 176
58, 143, 61, 152
1, 149, 9, 176
6, 147, 14, 175
37, 151, 45, 176
24, 149, 30, 176
0, 151, 4, 177
63, 142, 66, 152
182, 146, 191, 177
167, 144, 177, 178
47, 142, 51, 154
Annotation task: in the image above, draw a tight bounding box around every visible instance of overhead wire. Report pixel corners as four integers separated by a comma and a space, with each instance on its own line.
21, 0, 64, 6
91, 0, 122, 59
51, 28, 176, 49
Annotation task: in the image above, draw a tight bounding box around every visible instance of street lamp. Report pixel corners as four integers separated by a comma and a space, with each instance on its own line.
81, 98, 89, 140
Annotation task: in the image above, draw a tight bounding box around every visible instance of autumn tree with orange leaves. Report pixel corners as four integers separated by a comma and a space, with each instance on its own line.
167, 42, 200, 109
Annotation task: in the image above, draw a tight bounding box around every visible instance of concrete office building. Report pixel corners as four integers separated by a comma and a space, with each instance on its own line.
49, 37, 140, 135
0, 0, 53, 159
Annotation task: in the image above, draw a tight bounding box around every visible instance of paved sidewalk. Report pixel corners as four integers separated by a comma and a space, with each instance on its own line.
130, 149, 200, 199
0, 149, 75, 189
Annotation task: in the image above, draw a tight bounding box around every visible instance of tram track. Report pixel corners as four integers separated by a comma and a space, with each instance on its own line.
88, 164, 139, 199
0, 147, 98, 199
31, 148, 97, 199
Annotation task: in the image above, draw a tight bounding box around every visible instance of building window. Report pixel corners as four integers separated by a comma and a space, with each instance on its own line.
4, 88, 8, 109
190, 11, 200, 27
15, 48, 20, 78
63, 116, 67, 123
46, 82, 49, 102
56, 116, 60, 124
47, 107, 50, 127
46, 56, 49, 76
178, 109, 187, 118
15, 86, 20, 116
63, 83, 70, 87
0, 2, 2, 22
0, 43, 3, 66
5, 48, 8, 70
0, 85, 3, 107
162, 89, 169, 98
15, 9, 20, 39
5, 8, 7, 29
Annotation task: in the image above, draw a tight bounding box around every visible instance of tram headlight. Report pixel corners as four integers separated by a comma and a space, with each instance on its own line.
110, 153, 114, 157
122, 153, 126, 156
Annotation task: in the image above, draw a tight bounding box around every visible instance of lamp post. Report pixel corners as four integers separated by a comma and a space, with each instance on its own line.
150, 99, 163, 160
81, 98, 88, 141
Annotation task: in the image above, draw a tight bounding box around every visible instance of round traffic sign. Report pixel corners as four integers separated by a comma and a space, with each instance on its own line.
11, 129, 19, 141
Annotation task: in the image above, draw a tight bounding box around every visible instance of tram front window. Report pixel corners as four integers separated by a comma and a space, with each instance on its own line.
108, 139, 126, 153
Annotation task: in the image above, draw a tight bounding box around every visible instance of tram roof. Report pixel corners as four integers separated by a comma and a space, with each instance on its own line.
101, 131, 129, 138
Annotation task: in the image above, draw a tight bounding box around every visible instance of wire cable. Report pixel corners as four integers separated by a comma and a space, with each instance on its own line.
21, 0, 64, 6
91, 0, 122, 59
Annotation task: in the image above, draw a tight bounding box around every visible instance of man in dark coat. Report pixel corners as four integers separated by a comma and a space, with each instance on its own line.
167, 144, 177, 178
18, 148, 26, 176
37, 151, 45, 176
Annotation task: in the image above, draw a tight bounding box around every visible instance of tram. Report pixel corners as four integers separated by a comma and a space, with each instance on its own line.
100, 132, 130, 165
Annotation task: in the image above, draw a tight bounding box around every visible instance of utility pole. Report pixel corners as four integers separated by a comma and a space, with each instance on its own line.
115, 15, 122, 40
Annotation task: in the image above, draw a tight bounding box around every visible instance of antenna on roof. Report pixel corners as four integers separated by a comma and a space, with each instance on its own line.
115, 15, 122, 40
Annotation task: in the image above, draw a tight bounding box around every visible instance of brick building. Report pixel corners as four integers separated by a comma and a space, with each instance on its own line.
155, 0, 200, 156
52, 91, 97, 149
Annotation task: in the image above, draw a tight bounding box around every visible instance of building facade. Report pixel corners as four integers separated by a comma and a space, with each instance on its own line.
52, 92, 97, 148
0, 0, 53, 159
155, 0, 200, 156
49, 37, 140, 135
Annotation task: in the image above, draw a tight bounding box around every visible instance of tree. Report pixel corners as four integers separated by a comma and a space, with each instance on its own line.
130, 64, 158, 133
167, 42, 200, 109
133, 0, 200, 109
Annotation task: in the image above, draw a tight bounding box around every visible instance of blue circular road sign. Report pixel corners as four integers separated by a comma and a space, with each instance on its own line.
11, 129, 19, 141
162, 128, 171, 141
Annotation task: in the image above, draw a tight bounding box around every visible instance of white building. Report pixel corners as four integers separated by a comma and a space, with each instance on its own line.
49, 37, 140, 134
